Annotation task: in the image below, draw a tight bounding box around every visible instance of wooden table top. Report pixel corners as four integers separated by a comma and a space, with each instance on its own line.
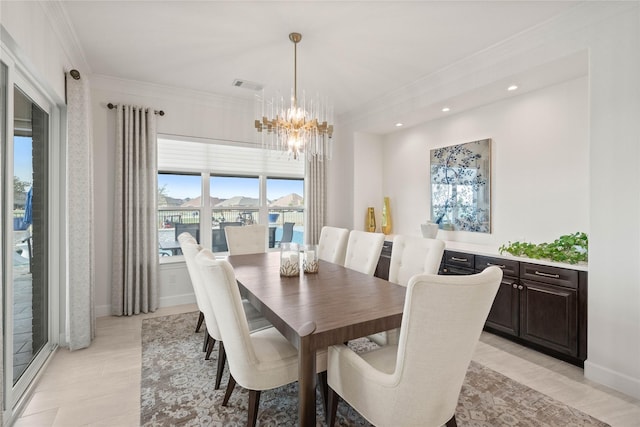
227, 251, 407, 348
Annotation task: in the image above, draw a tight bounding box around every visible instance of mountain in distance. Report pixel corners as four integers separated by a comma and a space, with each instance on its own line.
269, 193, 303, 207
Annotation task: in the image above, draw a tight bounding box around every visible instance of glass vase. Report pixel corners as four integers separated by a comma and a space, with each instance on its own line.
302, 244, 319, 274
280, 242, 300, 276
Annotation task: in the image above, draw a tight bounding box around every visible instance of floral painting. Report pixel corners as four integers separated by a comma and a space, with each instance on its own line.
430, 139, 491, 233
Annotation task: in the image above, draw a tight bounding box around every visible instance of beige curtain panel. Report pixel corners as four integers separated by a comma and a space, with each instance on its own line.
306, 156, 326, 245
66, 71, 96, 349
111, 105, 159, 316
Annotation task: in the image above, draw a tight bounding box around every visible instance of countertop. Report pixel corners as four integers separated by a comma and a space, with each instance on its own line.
383, 235, 588, 272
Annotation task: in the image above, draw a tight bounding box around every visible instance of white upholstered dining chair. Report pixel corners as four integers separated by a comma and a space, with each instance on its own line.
178, 233, 270, 390
326, 267, 503, 427
368, 235, 446, 346
195, 248, 328, 427
317, 226, 350, 265
343, 230, 385, 276
224, 224, 267, 255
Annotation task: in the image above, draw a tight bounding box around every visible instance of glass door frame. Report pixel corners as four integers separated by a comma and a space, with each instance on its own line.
1, 44, 62, 425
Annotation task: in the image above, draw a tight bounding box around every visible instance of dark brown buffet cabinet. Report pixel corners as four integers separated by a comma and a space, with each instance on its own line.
375, 244, 587, 367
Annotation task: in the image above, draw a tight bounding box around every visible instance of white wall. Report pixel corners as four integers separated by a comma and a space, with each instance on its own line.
90, 76, 255, 315
352, 132, 384, 231
337, 2, 640, 400
0, 2, 77, 105
381, 77, 589, 248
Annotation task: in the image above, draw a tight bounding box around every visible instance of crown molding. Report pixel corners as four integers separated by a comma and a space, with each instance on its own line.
341, 1, 637, 133
39, 0, 91, 74
91, 74, 252, 111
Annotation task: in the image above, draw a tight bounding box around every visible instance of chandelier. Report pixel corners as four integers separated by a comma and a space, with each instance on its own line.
255, 33, 334, 161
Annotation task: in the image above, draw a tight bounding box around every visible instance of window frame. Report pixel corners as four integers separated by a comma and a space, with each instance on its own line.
157, 136, 305, 261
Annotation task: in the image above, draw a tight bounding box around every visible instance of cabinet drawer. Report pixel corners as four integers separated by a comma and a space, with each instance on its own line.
444, 251, 474, 270
441, 265, 474, 275
476, 255, 519, 277
520, 263, 578, 289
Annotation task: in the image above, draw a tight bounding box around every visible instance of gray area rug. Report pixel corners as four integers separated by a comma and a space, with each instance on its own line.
141, 312, 609, 426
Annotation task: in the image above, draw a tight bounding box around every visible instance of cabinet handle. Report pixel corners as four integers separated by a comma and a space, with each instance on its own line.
487, 263, 506, 268
518, 285, 524, 290
534, 271, 560, 279
512, 284, 518, 289
451, 257, 468, 262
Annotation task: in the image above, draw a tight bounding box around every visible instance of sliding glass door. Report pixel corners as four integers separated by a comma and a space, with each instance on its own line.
11, 85, 49, 385
2, 54, 56, 423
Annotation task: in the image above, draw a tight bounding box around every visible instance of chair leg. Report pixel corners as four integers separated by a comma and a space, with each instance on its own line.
195, 311, 204, 333
202, 331, 210, 352
247, 390, 261, 427
215, 341, 227, 390
205, 335, 216, 360
327, 386, 339, 427
317, 371, 328, 415
445, 414, 458, 427
222, 374, 236, 406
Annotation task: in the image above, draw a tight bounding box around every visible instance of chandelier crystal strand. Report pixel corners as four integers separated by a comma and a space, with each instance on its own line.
254, 32, 333, 161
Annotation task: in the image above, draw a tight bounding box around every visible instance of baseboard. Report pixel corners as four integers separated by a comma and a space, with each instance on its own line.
584, 360, 640, 400
159, 293, 196, 308
95, 304, 111, 318
94, 294, 195, 318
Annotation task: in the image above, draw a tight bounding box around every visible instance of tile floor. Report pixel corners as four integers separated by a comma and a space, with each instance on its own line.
11, 303, 640, 427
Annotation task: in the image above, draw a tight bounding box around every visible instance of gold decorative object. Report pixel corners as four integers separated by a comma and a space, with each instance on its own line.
382, 197, 392, 234
255, 32, 334, 161
367, 207, 376, 232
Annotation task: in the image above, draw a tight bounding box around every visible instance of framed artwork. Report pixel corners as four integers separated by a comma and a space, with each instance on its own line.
430, 138, 491, 233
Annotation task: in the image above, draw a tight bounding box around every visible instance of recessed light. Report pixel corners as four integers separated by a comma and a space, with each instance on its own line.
395, 123, 404, 127
508, 85, 518, 91
442, 107, 450, 112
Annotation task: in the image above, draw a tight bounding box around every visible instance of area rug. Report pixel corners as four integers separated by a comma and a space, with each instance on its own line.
141, 312, 609, 426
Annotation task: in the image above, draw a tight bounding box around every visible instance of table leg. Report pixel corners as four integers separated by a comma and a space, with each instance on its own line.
298, 335, 316, 426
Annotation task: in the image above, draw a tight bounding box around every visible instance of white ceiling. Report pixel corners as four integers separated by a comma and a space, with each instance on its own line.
60, 1, 584, 131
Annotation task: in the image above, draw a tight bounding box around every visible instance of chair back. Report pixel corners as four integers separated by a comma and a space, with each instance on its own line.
344, 230, 385, 275
317, 226, 349, 265
390, 267, 502, 425
225, 224, 267, 255
195, 249, 259, 385
178, 232, 221, 340
175, 223, 200, 242
388, 235, 445, 286
280, 222, 295, 244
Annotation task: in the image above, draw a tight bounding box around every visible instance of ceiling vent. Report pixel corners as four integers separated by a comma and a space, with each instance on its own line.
232, 79, 264, 91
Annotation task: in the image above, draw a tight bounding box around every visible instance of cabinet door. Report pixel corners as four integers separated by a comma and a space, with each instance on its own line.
374, 255, 390, 280
519, 280, 578, 357
485, 278, 519, 336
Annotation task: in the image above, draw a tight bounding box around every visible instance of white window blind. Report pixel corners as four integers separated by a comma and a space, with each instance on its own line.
158, 137, 304, 177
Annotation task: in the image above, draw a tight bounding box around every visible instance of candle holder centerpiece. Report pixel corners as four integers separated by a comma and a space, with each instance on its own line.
280, 242, 300, 276
302, 244, 319, 273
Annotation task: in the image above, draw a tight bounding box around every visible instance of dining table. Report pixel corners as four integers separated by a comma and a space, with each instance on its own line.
226, 251, 407, 426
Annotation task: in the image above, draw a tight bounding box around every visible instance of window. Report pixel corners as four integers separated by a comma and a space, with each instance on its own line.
157, 137, 305, 257
158, 173, 201, 255
267, 178, 304, 244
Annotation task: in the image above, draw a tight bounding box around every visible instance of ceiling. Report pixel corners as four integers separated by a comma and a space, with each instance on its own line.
60, 1, 584, 132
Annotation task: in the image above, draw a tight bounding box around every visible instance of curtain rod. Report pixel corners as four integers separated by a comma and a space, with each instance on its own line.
107, 103, 165, 116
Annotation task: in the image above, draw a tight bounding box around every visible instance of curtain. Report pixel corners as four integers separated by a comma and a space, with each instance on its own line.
306, 156, 327, 244
66, 72, 96, 349
111, 105, 159, 316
